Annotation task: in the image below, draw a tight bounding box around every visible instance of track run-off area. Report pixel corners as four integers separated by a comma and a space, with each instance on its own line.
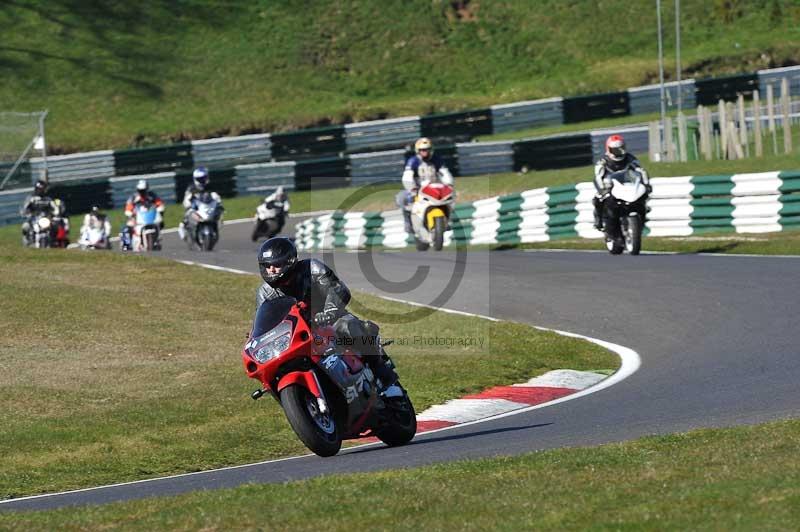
3, 217, 799, 512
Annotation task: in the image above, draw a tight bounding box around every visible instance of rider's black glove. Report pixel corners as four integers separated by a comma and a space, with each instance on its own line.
313, 310, 339, 327
645, 184, 653, 194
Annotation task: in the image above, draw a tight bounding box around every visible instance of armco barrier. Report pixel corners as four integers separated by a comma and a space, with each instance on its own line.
7, 65, 798, 197
349, 150, 405, 186
295, 170, 800, 250
456, 141, 514, 176
234, 161, 296, 195
513, 134, 594, 171
421, 109, 494, 144
344, 116, 421, 153
191, 134, 271, 169
113, 144, 194, 177
109, 172, 177, 208
490, 97, 564, 134
695, 73, 759, 106
48, 179, 113, 214
563, 91, 630, 124
628, 80, 696, 115
29, 151, 116, 183
758, 65, 800, 95
0, 188, 30, 226
270, 126, 346, 161
294, 157, 349, 191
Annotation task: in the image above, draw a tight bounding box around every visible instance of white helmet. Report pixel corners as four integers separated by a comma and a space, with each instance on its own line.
136, 179, 148, 193
193, 167, 209, 191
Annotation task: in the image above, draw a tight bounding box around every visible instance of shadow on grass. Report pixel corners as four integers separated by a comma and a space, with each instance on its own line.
0, 0, 235, 97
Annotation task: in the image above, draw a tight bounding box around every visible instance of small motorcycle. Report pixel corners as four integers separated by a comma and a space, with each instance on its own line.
79, 218, 112, 250
188, 192, 222, 251
410, 180, 455, 251
132, 204, 162, 252
251, 203, 285, 242
242, 297, 417, 457
601, 168, 648, 255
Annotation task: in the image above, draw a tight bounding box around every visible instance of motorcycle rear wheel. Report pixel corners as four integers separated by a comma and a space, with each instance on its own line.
375, 392, 417, 447
281, 384, 341, 457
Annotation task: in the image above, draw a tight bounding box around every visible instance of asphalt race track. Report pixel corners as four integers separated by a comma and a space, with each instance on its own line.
4, 217, 800, 511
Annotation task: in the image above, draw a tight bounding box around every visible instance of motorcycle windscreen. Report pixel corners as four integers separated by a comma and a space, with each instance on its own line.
252, 296, 297, 338
136, 207, 158, 225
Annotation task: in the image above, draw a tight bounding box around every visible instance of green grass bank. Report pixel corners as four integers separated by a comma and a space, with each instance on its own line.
0, 247, 616, 498
3, 0, 800, 152
3, 419, 799, 529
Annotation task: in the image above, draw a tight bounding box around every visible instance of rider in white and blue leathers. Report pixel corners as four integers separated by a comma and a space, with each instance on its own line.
395, 137, 454, 234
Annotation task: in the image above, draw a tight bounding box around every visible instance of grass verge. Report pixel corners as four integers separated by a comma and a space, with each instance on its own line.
3, 419, 799, 528
0, 248, 616, 499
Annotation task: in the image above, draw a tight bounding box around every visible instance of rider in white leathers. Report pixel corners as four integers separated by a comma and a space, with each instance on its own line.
395, 137, 454, 234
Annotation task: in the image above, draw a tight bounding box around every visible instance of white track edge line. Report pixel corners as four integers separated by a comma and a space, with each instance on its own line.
0, 261, 640, 506
522, 248, 800, 258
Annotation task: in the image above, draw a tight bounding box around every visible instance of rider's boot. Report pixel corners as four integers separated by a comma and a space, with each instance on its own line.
178, 222, 186, 241
362, 344, 402, 398
402, 210, 413, 235
592, 198, 604, 231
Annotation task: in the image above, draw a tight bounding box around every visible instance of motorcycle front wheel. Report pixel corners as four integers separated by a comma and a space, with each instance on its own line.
281, 384, 341, 457
624, 215, 642, 255
605, 234, 624, 255
199, 225, 216, 251
375, 392, 417, 447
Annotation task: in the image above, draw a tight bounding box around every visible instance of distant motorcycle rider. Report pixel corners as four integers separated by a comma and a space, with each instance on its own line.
51, 198, 71, 247
80, 205, 112, 241
395, 137, 454, 234
255, 237, 403, 398
122, 179, 165, 248
179, 167, 223, 241
592, 135, 651, 230
20, 179, 57, 245
264, 186, 290, 221
252, 186, 290, 241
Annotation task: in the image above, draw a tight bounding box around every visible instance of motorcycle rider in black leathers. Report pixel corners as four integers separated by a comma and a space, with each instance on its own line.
255, 237, 403, 398
20, 179, 57, 245
592, 134, 652, 230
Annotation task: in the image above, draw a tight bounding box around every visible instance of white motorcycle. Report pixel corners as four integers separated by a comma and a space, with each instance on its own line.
410, 180, 455, 251
187, 192, 223, 251
251, 202, 285, 242
27, 214, 53, 248
79, 217, 112, 250
601, 168, 648, 255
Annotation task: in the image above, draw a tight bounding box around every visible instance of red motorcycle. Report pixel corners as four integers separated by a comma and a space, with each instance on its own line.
242, 297, 417, 457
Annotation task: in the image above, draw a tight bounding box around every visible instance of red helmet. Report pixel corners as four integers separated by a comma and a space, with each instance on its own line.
605, 135, 626, 162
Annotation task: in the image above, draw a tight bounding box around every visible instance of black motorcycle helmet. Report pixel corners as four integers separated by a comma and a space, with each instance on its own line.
34, 179, 47, 196
258, 237, 297, 284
